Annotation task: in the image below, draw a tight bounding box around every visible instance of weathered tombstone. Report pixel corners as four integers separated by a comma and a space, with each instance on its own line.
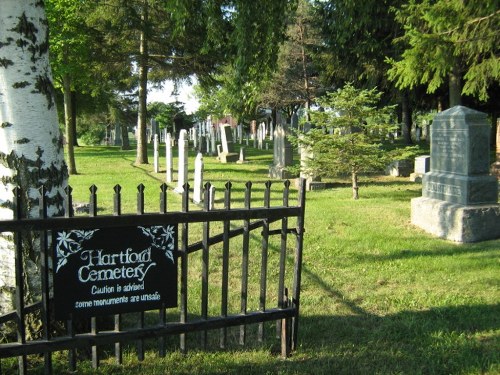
192, 127, 198, 149
238, 124, 243, 144
386, 159, 413, 177
209, 185, 216, 210
291, 112, 298, 130
411, 106, 500, 242
237, 146, 247, 164
409, 155, 430, 182
210, 126, 216, 156
153, 134, 160, 173
258, 123, 264, 150
151, 118, 159, 141
193, 153, 204, 204
297, 123, 325, 190
269, 125, 294, 179
490, 118, 500, 178
165, 133, 173, 183
114, 123, 122, 146
174, 129, 189, 194
219, 124, 239, 163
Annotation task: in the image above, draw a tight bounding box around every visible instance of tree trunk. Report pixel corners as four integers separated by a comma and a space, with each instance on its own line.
298, 23, 311, 121
449, 61, 462, 107
135, 0, 149, 165
121, 123, 131, 150
71, 91, 79, 146
63, 73, 77, 174
352, 171, 359, 200
401, 90, 413, 145
0, 0, 68, 315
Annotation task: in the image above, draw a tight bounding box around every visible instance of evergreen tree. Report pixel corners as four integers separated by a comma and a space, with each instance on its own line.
387, 0, 500, 105
296, 84, 402, 199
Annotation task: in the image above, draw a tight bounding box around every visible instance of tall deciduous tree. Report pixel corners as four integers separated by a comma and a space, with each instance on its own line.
387, 0, 500, 106
46, 0, 92, 175
0, 0, 68, 313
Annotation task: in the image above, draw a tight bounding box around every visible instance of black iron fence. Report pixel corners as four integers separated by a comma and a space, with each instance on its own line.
0, 179, 306, 373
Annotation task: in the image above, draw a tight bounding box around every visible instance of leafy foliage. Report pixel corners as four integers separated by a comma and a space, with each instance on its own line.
296, 84, 417, 198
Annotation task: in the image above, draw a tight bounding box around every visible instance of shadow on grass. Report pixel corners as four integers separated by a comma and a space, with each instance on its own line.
356, 240, 500, 262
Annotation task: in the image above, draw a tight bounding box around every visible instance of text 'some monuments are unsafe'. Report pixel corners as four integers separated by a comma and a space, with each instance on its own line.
53, 225, 178, 319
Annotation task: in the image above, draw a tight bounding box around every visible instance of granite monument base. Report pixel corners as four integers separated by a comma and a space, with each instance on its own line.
219, 152, 239, 163
411, 197, 500, 243
422, 172, 498, 205
269, 165, 295, 179
492, 161, 500, 179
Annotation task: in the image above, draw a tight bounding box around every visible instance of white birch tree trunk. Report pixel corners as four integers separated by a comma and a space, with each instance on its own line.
0, 0, 68, 315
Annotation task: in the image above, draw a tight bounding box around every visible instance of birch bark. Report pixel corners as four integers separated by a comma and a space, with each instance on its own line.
0, 0, 68, 314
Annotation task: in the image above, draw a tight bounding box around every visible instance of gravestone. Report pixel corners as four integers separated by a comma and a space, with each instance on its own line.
210, 126, 216, 156
386, 159, 413, 177
297, 124, 325, 190
151, 119, 159, 142
291, 112, 298, 130
269, 125, 294, 179
165, 133, 173, 183
174, 129, 189, 194
153, 134, 160, 173
409, 155, 430, 182
193, 153, 204, 204
258, 123, 264, 150
237, 147, 247, 164
411, 106, 500, 242
219, 124, 238, 163
491, 118, 500, 178
114, 123, 122, 146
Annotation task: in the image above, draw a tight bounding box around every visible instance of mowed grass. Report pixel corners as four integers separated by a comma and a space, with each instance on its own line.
15, 141, 500, 374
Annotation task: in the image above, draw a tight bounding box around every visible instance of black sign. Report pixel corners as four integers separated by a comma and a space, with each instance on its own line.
53, 225, 177, 319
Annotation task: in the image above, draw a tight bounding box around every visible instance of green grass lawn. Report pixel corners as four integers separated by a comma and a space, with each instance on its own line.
17, 142, 500, 374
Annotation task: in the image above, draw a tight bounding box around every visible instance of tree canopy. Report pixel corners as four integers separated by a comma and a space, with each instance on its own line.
387, 0, 500, 103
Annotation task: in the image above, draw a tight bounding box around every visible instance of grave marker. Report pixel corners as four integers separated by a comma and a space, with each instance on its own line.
174, 129, 188, 193
411, 106, 500, 242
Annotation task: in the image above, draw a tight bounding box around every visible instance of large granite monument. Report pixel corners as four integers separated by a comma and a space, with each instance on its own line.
491, 118, 500, 178
411, 106, 500, 242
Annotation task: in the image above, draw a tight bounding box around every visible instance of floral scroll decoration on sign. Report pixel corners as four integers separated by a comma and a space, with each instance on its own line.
55, 229, 100, 273
55, 225, 176, 273
138, 225, 175, 264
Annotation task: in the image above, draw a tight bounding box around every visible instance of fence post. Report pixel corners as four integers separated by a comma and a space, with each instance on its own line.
258, 181, 272, 342
39, 186, 52, 374
201, 183, 211, 348
136, 184, 145, 361
239, 181, 252, 345
13, 187, 27, 374
64, 186, 77, 372
277, 180, 290, 338
292, 178, 306, 351
180, 183, 190, 353
220, 182, 232, 349
159, 183, 168, 357
89, 185, 99, 369
113, 185, 123, 365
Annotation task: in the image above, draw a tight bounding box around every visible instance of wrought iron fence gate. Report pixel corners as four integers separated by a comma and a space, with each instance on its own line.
0, 179, 305, 373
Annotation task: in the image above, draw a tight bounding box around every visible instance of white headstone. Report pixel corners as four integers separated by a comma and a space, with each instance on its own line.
153, 134, 160, 173
175, 129, 188, 193
165, 133, 173, 183
193, 153, 204, 204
